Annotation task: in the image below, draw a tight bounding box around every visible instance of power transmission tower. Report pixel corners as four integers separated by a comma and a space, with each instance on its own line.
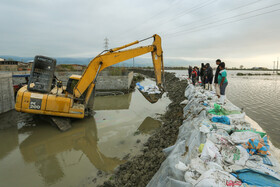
104, 37, 109, 50
277, 57, 279, 74
133, 58, 135, 67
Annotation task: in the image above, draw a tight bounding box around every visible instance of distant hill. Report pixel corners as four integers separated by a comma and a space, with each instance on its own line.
0, 55, 199, 67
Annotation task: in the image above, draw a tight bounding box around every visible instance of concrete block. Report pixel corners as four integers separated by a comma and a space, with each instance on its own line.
0, 72, 15, 113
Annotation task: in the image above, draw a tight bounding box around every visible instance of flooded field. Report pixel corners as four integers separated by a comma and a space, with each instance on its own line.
168, 70, 280, 148
0, 78, 170, 186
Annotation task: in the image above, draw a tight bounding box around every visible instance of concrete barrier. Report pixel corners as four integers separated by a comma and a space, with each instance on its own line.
56, 71, 134, 91
0, 73, 15, 114
95, 71, 134, 91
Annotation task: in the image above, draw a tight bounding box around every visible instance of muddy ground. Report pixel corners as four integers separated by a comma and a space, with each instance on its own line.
99, 70, 188, 187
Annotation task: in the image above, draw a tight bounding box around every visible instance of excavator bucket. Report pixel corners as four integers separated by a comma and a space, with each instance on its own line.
138, 90, 163, 103
137, 84, 164, 103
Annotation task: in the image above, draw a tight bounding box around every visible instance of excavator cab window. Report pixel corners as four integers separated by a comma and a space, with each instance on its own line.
27, 56, 56, 93
66, 78, 79, 95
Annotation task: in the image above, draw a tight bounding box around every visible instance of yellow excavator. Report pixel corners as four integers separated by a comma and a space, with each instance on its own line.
15, 34, 165, 131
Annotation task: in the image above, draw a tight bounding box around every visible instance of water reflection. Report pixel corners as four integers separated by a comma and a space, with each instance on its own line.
94, 93, 132, 110
19, 117, 124, 184
0, 78, 170, 186
0, 124, 18, 160
138, 117, 162, 134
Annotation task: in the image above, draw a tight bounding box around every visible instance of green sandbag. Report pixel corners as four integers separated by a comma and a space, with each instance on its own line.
208, 103, 241, 115
235, 129, 266, 138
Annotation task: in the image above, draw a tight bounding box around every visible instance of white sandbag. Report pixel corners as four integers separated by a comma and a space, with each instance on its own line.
185, 84, 195, 99
194, 169, 240, 187
184, 171, 197, 185
143, 84, 161, 94
230, 131, 261, 144
220, 145, 249, 166
207, 130, 231, 145
199, 125, 210, 133
206, 162, 223, 171
180, 99, 189, 105
189, 158, 207, 174
235, 146, 249, 166
214, 123, 234, 133
200, 140, 222, 163
175, 161, 188, 171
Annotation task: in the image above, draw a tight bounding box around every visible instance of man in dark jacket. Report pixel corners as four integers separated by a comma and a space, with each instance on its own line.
188, 66, 192, 78
205, 63, 213, 90
214, 59, 221, 97
200, 63, 206, 89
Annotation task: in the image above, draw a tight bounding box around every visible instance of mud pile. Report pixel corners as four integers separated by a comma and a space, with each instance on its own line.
100, 71, 188, 187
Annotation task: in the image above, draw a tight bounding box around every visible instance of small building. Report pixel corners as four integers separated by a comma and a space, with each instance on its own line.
0, 60, 19, 71
0, 59, 32, 71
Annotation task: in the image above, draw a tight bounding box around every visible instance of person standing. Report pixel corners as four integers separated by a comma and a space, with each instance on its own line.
191, 67, 198, 85
188, 66, 192, 78
214, 59, 221, 97
200, 63, 206, 89
196, 66, 200, 82
218, 62, 228, 104
205, 63, 213, 90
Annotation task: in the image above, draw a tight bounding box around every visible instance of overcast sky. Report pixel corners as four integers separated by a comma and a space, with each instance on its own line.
1, 0, 280, 68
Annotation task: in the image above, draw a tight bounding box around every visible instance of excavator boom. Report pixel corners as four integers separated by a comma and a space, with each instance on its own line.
74, 34, 164, 104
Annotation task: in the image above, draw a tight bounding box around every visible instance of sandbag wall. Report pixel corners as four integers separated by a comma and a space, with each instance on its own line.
148, 83, 280, 187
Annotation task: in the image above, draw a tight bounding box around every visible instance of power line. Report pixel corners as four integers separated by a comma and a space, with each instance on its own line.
165, 0, 263, 34
162, 0, 218, 24
133, 0, 219, 41
112, 0, 218, 44
109, 0, 182, 42
165, 2, 280, 37
165, 7, 280, 40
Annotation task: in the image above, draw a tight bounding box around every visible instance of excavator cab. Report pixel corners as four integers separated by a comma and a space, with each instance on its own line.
27, 56, 57, 93
65, 75, 81, 95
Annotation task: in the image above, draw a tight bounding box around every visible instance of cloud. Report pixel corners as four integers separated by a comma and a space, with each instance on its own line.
1, 0, 280, 68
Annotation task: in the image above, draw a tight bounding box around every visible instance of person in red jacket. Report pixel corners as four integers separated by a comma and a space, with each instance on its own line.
191, 67, 198, 85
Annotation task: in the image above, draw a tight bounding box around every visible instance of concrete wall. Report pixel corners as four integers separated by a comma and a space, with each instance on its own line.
0, 70, 134, 114
56, 71, 134, 91
95, 71, 134, 91
0, 73, 15, 114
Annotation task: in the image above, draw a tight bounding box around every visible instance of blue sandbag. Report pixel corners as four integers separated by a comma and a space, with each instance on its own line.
232, 169, 280, 187
136, 82, 144, 91
211, 115, 230, 125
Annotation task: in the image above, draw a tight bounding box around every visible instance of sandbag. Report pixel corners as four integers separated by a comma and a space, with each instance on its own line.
195, 169, 240, 187
200, 140, 222, 163
211, 115, 230, 125
230, 131, 261, 144
232, 168, 280, 187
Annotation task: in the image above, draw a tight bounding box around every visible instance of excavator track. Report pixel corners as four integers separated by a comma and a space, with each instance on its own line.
49, 116, 72, 132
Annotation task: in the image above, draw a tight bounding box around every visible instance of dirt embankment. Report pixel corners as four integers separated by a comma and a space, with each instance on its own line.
100, 70, 188, 187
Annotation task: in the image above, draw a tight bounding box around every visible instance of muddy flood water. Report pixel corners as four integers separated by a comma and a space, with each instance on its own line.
0, 78, 170, 186
168, 70, 280, 148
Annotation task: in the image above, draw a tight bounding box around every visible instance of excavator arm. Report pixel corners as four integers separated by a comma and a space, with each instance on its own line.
73, 34, 164, 104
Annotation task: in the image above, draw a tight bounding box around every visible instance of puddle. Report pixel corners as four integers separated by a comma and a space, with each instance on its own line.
0, 78, 170, 186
